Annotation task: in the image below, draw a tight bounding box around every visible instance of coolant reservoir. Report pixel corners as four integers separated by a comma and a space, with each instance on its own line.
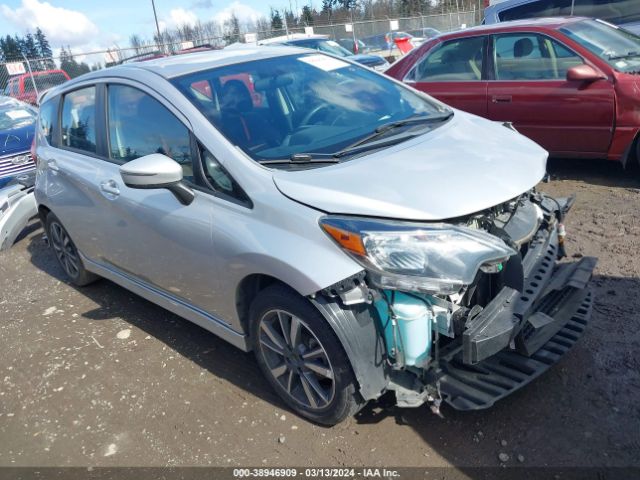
376, 292, 432, 368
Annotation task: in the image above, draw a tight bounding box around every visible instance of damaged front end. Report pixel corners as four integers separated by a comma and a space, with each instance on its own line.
317, 191, 596, 412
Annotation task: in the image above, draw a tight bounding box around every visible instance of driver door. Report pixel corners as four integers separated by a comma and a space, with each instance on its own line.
93, 82, 221, 313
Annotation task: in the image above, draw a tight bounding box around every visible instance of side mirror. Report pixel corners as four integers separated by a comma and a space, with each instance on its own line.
119, 153, 194, 206
566, 64, 606, 83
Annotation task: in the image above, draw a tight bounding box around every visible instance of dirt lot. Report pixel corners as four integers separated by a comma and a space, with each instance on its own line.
0, 159, 639, 471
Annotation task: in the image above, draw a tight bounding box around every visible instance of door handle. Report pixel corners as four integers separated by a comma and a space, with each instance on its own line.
492, 95, 512, 103
47, 159, 59, 171
99, 179, 120, 198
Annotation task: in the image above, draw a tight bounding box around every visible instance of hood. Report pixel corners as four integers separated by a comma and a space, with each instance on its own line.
350, 54, 387, 66
0, 123, 34, 156
272, 111, 547, 221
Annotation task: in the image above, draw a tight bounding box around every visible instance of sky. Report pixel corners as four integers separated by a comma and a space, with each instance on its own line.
0, 0, 301, 54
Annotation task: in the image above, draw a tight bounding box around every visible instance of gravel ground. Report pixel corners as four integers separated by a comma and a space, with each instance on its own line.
0, 158, 639, 469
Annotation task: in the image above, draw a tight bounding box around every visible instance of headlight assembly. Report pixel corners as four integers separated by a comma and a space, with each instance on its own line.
320, 216, 517, 294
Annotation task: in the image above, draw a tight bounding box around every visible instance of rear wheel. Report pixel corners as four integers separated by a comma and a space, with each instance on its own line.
45, 212, 99, 287
250, 285, 362, 425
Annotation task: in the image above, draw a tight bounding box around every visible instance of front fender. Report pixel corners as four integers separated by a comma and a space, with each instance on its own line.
310, 295, 389, 401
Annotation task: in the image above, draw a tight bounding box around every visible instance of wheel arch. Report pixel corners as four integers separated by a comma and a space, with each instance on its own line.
37, 204, 51, 225
619, 128, 640, 169
236, 272, 388, 401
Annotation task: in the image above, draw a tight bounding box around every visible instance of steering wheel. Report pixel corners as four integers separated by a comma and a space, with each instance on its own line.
300, 104, 334, 126
301, 104, 352, 128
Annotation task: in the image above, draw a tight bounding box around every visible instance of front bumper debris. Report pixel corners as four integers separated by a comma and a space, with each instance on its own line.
0, 171, 37, 251
437, 218, 596, 410
438, 290, 592, 410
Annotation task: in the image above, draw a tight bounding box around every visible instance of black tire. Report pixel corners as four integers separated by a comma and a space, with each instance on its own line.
250, 284, 363, 425
45, 212, 99, 287
633, 140, 640, 175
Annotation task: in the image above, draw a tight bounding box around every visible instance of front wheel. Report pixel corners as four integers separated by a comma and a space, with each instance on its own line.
250, 285, 362, 425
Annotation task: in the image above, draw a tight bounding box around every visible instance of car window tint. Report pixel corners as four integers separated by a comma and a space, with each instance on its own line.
494, 33, 583, 80
200, 147, 250, 205
499, 0, 640, 25
26, 73, 68, 92
415, 36, 485, 81
61, 86, 97, 153
572, 0, 640, 25
498, 0, 573, 21
39, 98, 56, 145
107, 84, 194, 182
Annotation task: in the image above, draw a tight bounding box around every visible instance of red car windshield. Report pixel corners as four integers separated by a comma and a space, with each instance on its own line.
561, 19, 640, 73
23, 72, 69, 92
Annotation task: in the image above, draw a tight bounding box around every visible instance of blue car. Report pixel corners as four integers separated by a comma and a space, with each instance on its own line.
0, 96, 37, 189
275, 37, 390, 71
484, 0, 640, 35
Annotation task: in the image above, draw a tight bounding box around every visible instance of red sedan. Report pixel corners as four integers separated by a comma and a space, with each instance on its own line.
386, 17, 640, 167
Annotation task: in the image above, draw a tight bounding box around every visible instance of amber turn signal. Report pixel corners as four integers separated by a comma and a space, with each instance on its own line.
321, 224, 366, 256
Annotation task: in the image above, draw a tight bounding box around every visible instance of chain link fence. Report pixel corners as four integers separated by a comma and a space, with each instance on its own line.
0, 9, 480, 106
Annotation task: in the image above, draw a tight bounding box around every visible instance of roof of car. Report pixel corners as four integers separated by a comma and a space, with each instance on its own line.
58, 45, 308, 89
130, 45, 308, 77
437, 16, 587, 38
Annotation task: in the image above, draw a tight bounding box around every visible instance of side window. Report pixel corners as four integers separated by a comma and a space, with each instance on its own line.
24, 77, 36, 92
493, 34, 583, 80
573, 0, 639, 24
39, 98, 57, 145
200, 147, 250, 205
61, 86, 97, 153
107, 85, 194, 182
542, 37, 584, 77
498, 0, 573, 21
414, 36, 485, 82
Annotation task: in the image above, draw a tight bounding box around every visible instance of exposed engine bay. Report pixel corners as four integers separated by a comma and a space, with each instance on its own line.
318, 190, 596, 412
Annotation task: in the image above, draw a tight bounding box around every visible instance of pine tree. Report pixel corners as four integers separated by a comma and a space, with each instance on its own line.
1, 35, 22, 61
35, 28, 52, 58
223, 13, 241, 44
321, 0, 335, 15
59, 46, 77, 77
270, 9, 283, 31
24, 33, 39, 58
302, 5, 314, 25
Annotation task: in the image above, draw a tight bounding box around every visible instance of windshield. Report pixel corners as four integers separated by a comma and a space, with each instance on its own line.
308, 40, 353, 57
23, 72, 68, 92
0, 98, 36, 130
561, 19, 640, 73
172, 53, 449, 163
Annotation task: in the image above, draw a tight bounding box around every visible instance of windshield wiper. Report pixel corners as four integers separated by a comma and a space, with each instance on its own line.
333, 111, 453, 159
260, 153, 340, 165
608, 51, 640, 60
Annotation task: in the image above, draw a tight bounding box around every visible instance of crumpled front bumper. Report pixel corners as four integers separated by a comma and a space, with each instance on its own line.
0, 171, 37, 251
437, 201, 597, 411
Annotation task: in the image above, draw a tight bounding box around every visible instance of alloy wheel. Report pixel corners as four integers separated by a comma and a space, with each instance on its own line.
258, 309, 336, 410
49, 221, 80, 279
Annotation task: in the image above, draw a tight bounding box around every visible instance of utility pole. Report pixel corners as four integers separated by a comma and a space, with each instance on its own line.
151, 0, 162, 44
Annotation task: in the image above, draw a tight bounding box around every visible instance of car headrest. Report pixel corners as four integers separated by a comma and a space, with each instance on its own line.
514, 38, 534, 58
221, 79, 253, 113
254, 74, 294, 92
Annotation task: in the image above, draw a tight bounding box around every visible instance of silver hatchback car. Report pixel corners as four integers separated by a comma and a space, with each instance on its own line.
34, 46, 596, 425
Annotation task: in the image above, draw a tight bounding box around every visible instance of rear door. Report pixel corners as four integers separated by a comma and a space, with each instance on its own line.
486, 32, 615, 156
43, 85, 106, 261
406, 35, 489, 116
